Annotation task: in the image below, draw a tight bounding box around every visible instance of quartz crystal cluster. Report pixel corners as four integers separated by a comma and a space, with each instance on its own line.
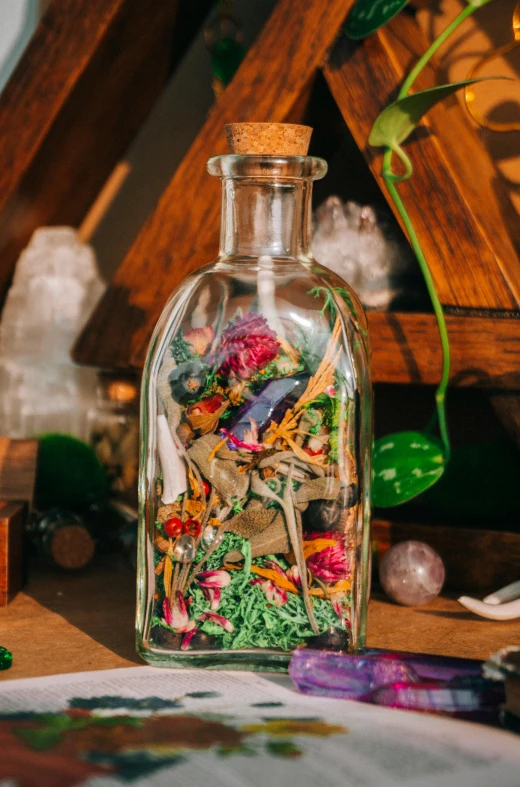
0, 228, 105, 439
312, 197, 420, 310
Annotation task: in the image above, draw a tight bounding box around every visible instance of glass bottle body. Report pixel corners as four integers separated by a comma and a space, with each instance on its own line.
137, 156, 372, 670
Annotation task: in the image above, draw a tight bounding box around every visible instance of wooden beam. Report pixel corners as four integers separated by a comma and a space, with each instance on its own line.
369, 311, 520, 388
323, 12, 520, 311
73, 0, 355, 370
0, 0, 184, 298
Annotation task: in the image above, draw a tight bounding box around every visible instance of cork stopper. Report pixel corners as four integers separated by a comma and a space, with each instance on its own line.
225, 123, 312, 156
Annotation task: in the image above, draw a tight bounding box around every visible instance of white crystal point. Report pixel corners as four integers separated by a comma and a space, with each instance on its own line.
483, 579, 520, 606
157, 414, 187, 504
0, 227, 105, 438
458, 595, 520, 621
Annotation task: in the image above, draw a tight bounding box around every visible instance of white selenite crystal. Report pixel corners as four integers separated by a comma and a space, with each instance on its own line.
0, 227, 105, 439
312, 197, 418, 310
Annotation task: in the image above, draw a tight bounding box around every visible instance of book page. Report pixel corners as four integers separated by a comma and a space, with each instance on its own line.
0, 666, 518, 786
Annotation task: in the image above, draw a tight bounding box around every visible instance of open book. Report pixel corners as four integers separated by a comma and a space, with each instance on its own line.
0, 666, 518, 786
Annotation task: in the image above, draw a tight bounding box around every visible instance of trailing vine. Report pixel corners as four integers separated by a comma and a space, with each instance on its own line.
345, 0, 498, 506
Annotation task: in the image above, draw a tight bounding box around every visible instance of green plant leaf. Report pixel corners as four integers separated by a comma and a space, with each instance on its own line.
369, 78, 503, 150
372, 431, 445, 507
345, 0, 410, 39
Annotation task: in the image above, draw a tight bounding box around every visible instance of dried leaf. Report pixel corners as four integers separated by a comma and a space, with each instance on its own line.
188, 435, 249, 502
227, 503, 275, 538
155, 556, 166, 575
294, 477, 340, 504
188, 466, 202, 498
249, 565, 298, 593
249, 514, 290, 557
186, 400, 229, 435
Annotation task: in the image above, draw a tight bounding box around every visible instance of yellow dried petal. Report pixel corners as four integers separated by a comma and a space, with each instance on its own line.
302, 539, 337, 559
184, 499, 205, 517
163, 556, 173, 597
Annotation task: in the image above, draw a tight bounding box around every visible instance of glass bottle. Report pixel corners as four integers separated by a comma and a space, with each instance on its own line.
137, 123, 372, 671
87, 372, 140, 506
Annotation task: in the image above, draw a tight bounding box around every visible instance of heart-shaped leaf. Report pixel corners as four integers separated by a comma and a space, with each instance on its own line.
372, 431, 445, 508
345, 0, 410, 40
369, 78, 505, 150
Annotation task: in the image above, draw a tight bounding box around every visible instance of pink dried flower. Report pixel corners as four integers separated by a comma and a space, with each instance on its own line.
306, 530, 336, 540
261, 580, 288, 607
211, 313, 280, 379
196, 570, 231, 611
196, 570, 231, 589
249, 578, 264, 586
185, 326, 215, 356
307, 544, 350, 584
164, 591, 196, 633
181, 628, 198, 650
199, 611, 234, 632
162, 598, 173, 627
202, 586, 221, 611
286, 565, 301, 586
220, 428, 264, 453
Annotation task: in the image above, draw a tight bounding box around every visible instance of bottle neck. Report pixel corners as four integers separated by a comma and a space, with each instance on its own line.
219, 178, 313, 259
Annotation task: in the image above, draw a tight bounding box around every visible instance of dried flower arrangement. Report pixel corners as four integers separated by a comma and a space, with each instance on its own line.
149, 296, 359, 654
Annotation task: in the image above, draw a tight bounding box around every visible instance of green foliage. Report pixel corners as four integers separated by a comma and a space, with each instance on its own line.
170, 334, 196, 364
372, 431, 445, 508
369, 79, 503, 178
345, 0, 410, 39
35, 433, 108, 510
187, 535, 340, 650
365, 1, 499, 506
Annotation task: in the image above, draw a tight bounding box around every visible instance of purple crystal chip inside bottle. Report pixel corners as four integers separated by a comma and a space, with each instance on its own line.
226, 374, 309, 442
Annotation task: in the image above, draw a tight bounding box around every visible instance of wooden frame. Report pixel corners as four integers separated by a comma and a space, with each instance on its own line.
0, 0, 214, 298
71, 0, 520, 393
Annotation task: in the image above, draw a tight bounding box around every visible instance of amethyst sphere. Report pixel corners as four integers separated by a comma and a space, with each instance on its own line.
379, 541, 445, 606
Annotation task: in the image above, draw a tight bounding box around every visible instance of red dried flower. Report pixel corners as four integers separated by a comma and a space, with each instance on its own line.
307, 544, 350, 584
211, 313, 280, 379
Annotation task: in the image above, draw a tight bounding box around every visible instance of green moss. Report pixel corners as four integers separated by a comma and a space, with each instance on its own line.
187, 534, 340, 651
35, 433, 108, 510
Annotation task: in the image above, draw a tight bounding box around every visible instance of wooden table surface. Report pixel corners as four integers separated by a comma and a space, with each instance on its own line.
0, 557, 518, 682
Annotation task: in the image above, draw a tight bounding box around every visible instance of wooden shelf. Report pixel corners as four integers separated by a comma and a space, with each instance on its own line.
0, 557, 515, 682
368, 311, 520, 389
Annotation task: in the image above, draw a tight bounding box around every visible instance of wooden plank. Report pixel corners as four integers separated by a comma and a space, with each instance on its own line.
73, 0, 355, 370
0, 0, 182, 297
0, 557, 514, 678
368, 311, 520, 388
0, 439, 39, 506
0, 501, 27, 607
323, 12, 520, 311
373, 518, 520, 595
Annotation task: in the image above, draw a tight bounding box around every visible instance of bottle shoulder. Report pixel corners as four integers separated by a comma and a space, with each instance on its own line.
146, 256, 370, 375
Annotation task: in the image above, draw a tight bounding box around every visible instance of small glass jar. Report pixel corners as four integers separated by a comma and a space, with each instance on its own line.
87, 373, 139, 505
137, 124, 372, 671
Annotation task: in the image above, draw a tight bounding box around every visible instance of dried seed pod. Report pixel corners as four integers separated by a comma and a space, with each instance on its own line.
177, 422, 195, 444
155, 536, 171, 554
186, 394, 229, 435
157, 503, 181, 523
